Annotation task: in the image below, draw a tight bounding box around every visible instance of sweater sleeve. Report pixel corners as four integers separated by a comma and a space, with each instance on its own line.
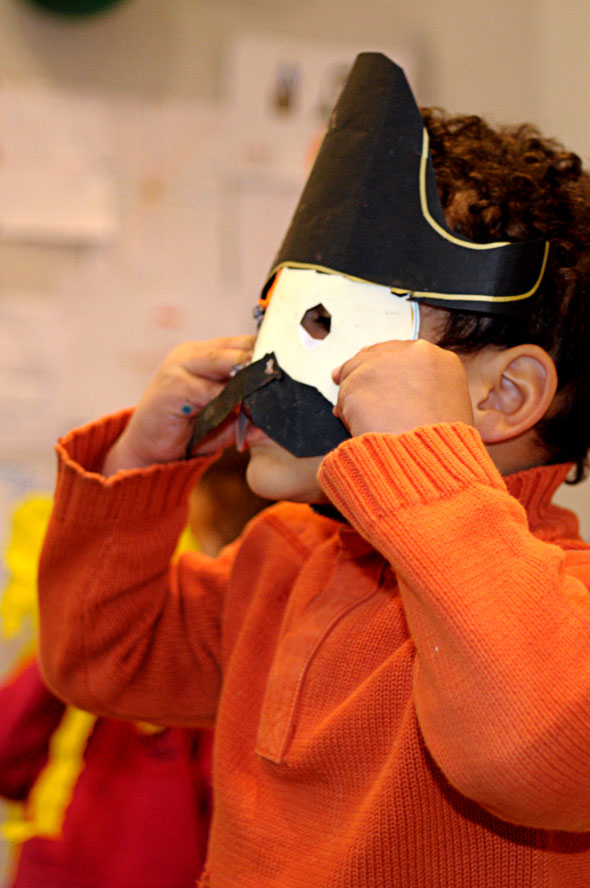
318, 423, 590, 832
38, 411, 234, 729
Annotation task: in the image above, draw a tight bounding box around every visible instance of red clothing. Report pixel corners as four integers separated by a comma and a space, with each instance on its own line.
38, 411, 590, 887
0, 659, 212, 888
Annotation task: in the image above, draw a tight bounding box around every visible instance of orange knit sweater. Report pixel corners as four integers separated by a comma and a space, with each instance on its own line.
38, 411, 590, 887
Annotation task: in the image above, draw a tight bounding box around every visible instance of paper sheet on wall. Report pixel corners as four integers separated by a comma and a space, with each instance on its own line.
223, 32, 415, 185
53, 99, 257, 427
0, 82, 119, 245
0, 293, 66, 453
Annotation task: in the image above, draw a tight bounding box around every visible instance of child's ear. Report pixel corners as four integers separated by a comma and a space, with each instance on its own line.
468, 345, 558, 444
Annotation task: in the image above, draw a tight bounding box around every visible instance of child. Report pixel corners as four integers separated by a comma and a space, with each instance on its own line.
37, 54, 590, 887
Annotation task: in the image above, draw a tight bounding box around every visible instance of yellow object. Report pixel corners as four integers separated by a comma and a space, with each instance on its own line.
1, 494, 53, 640
1, 707, 97, 842
174, 523, 200, 560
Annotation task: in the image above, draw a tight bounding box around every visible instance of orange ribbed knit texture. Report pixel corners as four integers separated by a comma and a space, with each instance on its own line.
38, 415, 590, 887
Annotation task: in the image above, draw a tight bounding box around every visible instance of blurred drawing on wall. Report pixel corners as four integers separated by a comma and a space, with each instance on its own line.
223, 31, 415, 183
53, 99, 240, 426
0, 294, 66, 453
0, 83, 119, 245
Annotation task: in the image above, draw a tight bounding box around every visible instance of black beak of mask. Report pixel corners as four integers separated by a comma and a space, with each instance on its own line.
186, 52, 549, 460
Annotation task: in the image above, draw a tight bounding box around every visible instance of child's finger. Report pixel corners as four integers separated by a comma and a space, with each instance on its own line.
168, 339, 255, 382
173, 378, 227, 416
332, 348, 369, 384
331, 363, 343, 384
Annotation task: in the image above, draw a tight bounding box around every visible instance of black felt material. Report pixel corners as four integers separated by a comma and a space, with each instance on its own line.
267, 53, 547, 315
185, 354, 281, 458
243, 372, 350, 457
186, 354, 349, 459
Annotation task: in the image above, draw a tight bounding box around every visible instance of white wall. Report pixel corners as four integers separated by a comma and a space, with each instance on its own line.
0, 0, 541, 113
0, 0, 586, 141
535, 0, 590, 162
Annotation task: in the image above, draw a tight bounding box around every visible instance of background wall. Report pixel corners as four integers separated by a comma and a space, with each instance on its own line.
1, 0, 589, 881
0, 0, 546, 116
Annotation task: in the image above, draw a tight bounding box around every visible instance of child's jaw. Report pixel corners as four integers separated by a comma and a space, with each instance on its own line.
246, 432, 327, 504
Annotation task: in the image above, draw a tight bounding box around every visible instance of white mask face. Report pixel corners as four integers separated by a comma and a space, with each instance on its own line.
252, 267, 420, 404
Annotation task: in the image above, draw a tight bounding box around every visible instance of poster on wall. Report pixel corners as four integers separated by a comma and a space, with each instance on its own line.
0, 83, 119, 244
223, 31, 416, 184
0, 293, 66, 454
0, 89, 260, 439
53, 98, 251, 427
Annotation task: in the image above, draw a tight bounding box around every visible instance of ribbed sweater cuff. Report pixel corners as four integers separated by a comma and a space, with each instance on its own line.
318, 423, 506, 522
53, 410, 217, 528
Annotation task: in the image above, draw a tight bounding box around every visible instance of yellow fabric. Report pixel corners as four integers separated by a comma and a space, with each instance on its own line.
1, 494, 52, 641
1, 708, 97, 842
174, 524, 200, 560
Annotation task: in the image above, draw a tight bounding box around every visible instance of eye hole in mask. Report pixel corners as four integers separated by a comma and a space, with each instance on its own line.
299, 303, 332, 349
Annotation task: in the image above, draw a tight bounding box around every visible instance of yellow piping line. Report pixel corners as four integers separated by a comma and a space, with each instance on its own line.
266, 131, 550, 306
419, 130, 511, 250
266, 260, 387, 289
417, 129, 549, 301
267, 242, 549, 304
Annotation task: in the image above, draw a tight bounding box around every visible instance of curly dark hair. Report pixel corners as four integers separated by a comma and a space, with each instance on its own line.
422, 108, 590, 481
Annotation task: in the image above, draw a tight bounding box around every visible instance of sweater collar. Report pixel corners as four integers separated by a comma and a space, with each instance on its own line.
504, 462, 582, 541
323, 460, 582, 546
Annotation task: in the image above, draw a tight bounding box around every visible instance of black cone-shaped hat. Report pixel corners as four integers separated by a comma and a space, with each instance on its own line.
265, 52, 548, 315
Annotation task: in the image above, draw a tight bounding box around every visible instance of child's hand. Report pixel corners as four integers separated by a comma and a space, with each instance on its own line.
331, 339, 474, 439
102, 335, 255, 475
